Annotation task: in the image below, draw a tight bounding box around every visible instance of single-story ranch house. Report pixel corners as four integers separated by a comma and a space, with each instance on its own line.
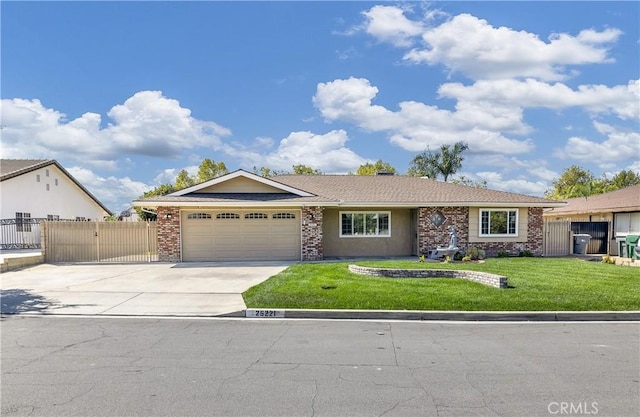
134, 170, 564, 262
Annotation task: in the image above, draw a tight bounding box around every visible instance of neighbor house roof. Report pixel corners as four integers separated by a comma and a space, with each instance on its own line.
135, 169, 563, 208
0, 159, 113, 215
544, 184, 640, 217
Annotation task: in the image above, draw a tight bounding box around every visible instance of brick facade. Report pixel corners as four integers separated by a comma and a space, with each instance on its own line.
157, 206, 181, 262
301, 206, 323, 261
418, 207, 469, 255
417, 206, 545, 258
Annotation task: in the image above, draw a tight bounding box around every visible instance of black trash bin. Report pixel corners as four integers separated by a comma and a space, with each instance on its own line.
573, 234, 591, 255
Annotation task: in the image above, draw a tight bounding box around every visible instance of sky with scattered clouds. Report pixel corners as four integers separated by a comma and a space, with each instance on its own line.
2, 1, 639, 213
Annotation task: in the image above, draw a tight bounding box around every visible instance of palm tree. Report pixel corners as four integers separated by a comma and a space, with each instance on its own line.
408, 141, 469, 181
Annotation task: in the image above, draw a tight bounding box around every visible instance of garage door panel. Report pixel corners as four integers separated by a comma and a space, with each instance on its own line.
182, 210, 300, 261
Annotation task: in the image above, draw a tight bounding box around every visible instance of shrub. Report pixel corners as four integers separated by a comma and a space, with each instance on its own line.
601, 254, 616, 264
465, 246, 486, 261
497, 251, 510, 258
519, 250, 534, 257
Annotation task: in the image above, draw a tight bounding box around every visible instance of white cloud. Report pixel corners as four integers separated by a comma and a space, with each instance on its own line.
401, 13, 621, 81
362, 5, 424, 47
0, 91, 232, 166
227, 130, 369, 173
313, 77, 534, 154
475, 171, 549, 196
553, 122, 640, 170
66, 166, 152, 212
439, 78, 640, 121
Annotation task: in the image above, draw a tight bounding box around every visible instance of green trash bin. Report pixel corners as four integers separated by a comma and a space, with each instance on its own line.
625, 235, 639, 260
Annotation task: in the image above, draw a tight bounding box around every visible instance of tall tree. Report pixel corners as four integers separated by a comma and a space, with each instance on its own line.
292, 164, 322, 175
197, 158, 228, 182
545, 165, 597, 199
606, 169, 640, 191
175, 169, 196, 190
407, 141, 469, 181
356, 160, 397, 175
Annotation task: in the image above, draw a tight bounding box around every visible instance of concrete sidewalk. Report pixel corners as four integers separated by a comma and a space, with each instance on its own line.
0, 262, 291, 316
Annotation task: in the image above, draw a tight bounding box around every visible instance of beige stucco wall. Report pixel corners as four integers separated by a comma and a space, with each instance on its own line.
322, 208, 412, 257
197, 176, 287, 193
468, 207, 529, 243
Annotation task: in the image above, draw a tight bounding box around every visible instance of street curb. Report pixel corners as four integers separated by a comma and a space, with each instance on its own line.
227, 309, 640, 321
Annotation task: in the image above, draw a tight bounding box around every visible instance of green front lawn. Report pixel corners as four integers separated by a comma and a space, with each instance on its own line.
243, 258, 640, 311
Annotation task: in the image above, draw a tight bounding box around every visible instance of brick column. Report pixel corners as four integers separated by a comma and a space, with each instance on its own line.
157, 207, 181, 262
301, 207, 323, 261
526, 207, 544, 256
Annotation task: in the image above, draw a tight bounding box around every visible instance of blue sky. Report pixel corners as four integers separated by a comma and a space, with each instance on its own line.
2, 1, 639, 213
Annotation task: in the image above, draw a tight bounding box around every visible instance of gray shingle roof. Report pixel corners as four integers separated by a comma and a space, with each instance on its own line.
137, 170, 562, 208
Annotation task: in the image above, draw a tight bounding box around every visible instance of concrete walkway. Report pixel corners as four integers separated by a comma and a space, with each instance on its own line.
0, 262, 291, 316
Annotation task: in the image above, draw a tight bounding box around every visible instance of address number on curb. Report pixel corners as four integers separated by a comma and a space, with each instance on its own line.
246, 309, 285, 318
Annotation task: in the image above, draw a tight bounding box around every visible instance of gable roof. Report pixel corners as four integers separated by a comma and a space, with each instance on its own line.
0, 159, 113, 215
544, 184, 640, 216
136, 169, 562, 208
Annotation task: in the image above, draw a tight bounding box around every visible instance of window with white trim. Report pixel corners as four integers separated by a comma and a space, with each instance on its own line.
187, 213, 212, 219
479, 209, 518, 237
47, 214, 60, 221
245, 213, 268, 219
216, 213, 240, 219
273, 213, 296, 219
340, 211, 390, 237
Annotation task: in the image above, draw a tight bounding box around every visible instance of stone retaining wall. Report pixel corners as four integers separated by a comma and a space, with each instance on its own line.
348, 265, 508, 289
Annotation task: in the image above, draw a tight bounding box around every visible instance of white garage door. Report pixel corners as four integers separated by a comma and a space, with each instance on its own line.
181, 210, 301, 261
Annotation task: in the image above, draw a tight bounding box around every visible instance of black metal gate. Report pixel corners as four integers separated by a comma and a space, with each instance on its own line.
571, 222, 608, 254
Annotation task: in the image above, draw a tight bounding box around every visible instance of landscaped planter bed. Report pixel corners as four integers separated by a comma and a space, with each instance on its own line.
348, 264, 508, 288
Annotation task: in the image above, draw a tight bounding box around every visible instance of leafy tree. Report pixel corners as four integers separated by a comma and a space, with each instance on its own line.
605, 170, 640, 191
545, 165, 597, 199
253, 166, 287, 177
450, 176, 487, 188
135, 183, 176, 220
356, 160, 397, 175
197, 158, 228, 182
292, 164, 322, 175
175, 169, 196, 190
407, 141, 469, 181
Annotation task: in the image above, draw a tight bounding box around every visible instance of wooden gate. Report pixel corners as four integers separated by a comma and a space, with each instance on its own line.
543, 220, 572, 257
43, 221, 158, 262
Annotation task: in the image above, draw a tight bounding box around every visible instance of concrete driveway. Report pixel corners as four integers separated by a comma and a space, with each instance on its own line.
0, 261, 292, 317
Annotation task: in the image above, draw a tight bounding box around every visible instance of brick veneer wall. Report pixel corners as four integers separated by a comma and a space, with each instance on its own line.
418, 207, 469, 255
348, 265, 508, 288
302, 206, 323, 261
157, 207, 181, 262
417, 206, 545, 258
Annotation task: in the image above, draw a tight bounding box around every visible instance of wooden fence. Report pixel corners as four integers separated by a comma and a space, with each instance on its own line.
42, 221, 158, 263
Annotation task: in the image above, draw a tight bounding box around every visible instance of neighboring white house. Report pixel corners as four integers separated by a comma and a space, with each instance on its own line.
0, 159, 112, 249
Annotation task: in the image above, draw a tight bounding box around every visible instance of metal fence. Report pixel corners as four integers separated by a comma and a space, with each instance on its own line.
0, 218, 47, 250
43, 221, 158, 263
543, 220, 572, 257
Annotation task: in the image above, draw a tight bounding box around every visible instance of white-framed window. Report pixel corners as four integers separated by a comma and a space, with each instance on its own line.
36, 174, 41, 182
216, 213, 240, 219
479, 209, 518, 237
340, 211, 390, 237
16, 212, 32, 232
273, 213, 296, 219
47, 214, 60, 221
187, 213, 212, 219
245, 213, 268, 219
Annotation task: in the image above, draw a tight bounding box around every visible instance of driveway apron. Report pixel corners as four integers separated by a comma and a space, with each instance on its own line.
0, 262, 291, 316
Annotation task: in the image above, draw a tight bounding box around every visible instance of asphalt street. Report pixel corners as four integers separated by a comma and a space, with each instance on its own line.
1, 317, 638, 417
